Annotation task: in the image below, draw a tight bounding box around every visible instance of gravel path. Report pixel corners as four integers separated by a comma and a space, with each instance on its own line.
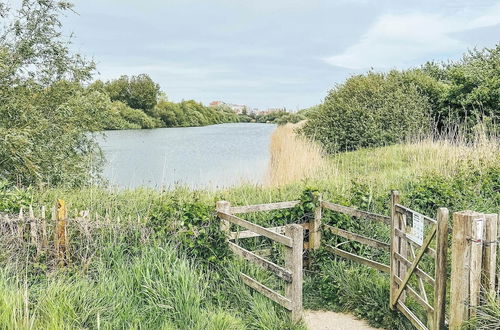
304, 310, 377, 330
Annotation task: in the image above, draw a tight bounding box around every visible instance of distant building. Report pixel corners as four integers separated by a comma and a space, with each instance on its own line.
209, 101, 248, 115
209, 100, 224, 107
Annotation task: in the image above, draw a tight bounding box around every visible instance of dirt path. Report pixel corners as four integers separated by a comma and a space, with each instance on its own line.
304, 310, 377, 330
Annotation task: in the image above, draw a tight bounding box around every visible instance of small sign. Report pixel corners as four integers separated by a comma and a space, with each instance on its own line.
406, 212, 424, 246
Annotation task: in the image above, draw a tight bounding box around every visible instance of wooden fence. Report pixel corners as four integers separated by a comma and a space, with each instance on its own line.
217, 193, 498, 329
216, 200, 304, 323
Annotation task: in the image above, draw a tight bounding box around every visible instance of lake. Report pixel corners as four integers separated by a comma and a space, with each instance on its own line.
98, 123, 276, 189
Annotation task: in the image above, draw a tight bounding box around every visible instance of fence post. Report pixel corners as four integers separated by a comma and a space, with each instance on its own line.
433, 207, 448, 330
284, 224, 303, 323
309, 194, 322, 251
55, 199, 68, 266
216, 201, 231, 240
449, 211, 484, 329
390, 190, 401, 309
482, 213, 498, 296
469, 216, 485, 318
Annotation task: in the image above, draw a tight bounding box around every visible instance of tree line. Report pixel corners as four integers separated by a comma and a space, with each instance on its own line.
88, 74, 241, 130
300, 45, 499, 153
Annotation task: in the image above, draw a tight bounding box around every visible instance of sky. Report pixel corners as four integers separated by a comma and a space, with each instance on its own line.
56, 0, 500, 110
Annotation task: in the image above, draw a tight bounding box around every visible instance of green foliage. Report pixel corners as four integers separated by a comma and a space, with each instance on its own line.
424, 45, 500, 133
0, 180, 32, 213
104, 74, 161, 114
149, 194, 230, 264
405, 158, 500, 215
0, 1, 106, 187
301, 72, 432, 153
301, 44, 499, 153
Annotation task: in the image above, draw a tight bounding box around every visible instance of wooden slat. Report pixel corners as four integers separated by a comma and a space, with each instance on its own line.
324, 244, 390, 273
396, 301, 428, 330
394, 276, 434, 313
230, 223, 308, 239
321, 201, 390, 225
394, 252, 435, 286
230, 226, 285, 240
229, 201, 300, 214
395, 204, 436, 225
323, 224, 390, 251
240, 273, 292, 310
229, 242, 292, 282
218, 212, 292, 247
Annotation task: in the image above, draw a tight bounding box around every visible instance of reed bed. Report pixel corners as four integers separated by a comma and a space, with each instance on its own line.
267, 122, 327, 187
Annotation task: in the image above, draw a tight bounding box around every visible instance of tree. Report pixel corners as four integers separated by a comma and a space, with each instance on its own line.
301, 72, 432, 153
0, 0, 107, 187
105, 74, 160, 114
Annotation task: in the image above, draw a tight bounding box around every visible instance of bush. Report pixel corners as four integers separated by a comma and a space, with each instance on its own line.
301, 72, 432, 153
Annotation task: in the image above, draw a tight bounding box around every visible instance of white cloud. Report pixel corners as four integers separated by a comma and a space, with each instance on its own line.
324, 3, 500, 69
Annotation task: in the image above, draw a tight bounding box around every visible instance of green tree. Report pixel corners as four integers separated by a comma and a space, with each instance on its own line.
301, 72, 432, 153
105, 74, 160, 114
0, 0, 106, 186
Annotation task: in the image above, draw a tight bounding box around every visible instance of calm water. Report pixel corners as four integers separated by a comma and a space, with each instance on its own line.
98, 123, 276, 189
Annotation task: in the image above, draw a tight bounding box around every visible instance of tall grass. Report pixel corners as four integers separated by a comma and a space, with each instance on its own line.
267, 122, 326, 187
0, 242, 304, 329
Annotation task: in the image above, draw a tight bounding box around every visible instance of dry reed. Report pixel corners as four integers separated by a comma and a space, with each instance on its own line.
267, 122, 327, 187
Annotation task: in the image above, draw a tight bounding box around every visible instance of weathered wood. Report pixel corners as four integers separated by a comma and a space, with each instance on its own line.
433, 207, 448, 330
392, 225, 437, 307
325, 244, 390, 273
390, 191, 400, 310
284, 224, 303, 323
55, 200, 68, 266
216, 201, 231, 240
218, 212, 292, 247
482, 213, 498, 296
449, 211, 482, 329
230, 226, 285, 240
469, 216, 485, 318
240, 273, 292, 310
395, 204, 437, 225
228, 242, 292, 282
309, 195, 322, 250
229, 201, 300, 214
321, 201, 391, 225
394, 275, 434, 313
396, 301, 428, 330
394, 252, 435, 286
28, 205, 40, 255
323, 224, 390, 251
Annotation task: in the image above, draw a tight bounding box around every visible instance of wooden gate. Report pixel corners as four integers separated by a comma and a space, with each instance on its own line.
390, 191, 449, 330
216, 200, 304, 323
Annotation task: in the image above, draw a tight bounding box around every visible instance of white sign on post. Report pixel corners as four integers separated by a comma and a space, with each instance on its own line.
406, 212, 424, 246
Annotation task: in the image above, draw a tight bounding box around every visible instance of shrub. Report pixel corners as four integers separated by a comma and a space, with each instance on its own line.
301, 72, 432, 153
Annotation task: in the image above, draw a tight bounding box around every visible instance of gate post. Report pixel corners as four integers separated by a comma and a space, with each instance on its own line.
390, 190, 403, 309
216, 201, 231, 240
308, 194, 322, 251
284, 224, 304, 323
449, 211, 485, 329
433, 207, 448, 330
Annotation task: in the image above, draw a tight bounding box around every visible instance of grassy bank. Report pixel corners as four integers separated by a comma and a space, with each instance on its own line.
0, 128, 498, 329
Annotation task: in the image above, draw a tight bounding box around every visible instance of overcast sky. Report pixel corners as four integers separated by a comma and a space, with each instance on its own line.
61, 0, 500, 110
